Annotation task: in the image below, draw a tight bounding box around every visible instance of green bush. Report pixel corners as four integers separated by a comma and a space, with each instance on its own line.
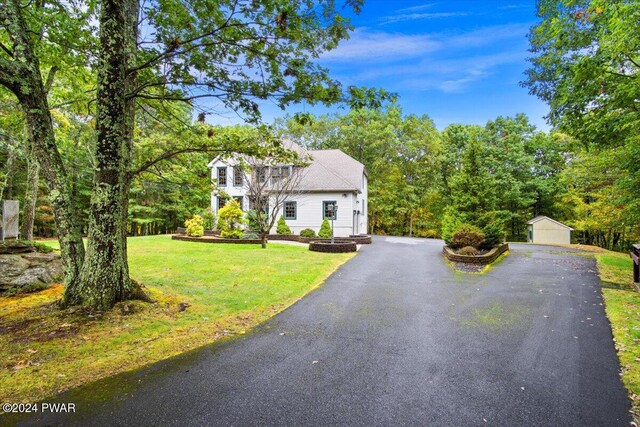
449, 224, 484, 249
441, 207, 465, 245
481, 221, 505, 249
300, 228, 316, 238
241, 233, 259, 240
246, 210, 267, 233
318, 219, 332, 238
457, 246, 479, 256
201, 208, 215, 230
477, 211, 508, 249
276, 216, 291, 235
185, 215, 205, 237
217, 200, 246, 239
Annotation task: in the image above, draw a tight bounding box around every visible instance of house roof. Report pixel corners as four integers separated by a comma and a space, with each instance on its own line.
299, 148, 365, 192
208, 140, 366, 193
526, 216, 573, 230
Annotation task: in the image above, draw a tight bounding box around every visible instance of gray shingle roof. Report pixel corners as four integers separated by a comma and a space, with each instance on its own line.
282, 141, 365, 192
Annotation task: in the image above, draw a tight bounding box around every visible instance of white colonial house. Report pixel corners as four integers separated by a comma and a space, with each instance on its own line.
207, 141, 368, 237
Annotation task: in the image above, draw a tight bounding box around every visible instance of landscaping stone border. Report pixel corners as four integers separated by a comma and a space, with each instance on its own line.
309, 241, 358, 253
174, 229, 372, 244
171, 235, 262, 244
443, 243, 509, 264
266, 234, 372, 245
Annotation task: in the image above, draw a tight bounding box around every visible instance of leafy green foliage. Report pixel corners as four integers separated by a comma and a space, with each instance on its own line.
318, 219, 332, 238
217, 200, 246, 239
201, 208, 215, 231
276, 216, 292, 235
300, 228, 317, 238
246, 210, 268, 233
185, 215, 205, 237
240, 233, 259, 240
449, 224, 485, 250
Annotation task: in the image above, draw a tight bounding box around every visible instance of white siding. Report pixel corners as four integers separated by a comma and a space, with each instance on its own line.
530, 218, 571, 245
209, 159, 368, 237
269, 192, 356, 237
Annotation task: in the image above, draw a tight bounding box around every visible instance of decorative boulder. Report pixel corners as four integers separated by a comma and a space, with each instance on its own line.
0, 251, 63, 293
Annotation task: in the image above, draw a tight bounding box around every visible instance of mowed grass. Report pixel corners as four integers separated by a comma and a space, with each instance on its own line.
0, 235, 355, 404
596, 250, 640, 418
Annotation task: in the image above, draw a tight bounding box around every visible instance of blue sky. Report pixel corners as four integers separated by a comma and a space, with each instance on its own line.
215, 1, 550, 131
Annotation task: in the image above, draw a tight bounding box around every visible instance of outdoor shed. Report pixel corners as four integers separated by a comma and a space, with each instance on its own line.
526, 216, 573, 245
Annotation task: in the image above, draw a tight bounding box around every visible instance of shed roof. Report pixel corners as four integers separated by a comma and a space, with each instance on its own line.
526, 216, 573, 230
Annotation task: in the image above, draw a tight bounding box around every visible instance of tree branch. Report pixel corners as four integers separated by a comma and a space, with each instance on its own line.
43, 65, 59, 94
130, 146, 225, 178
0, 41, 14, 58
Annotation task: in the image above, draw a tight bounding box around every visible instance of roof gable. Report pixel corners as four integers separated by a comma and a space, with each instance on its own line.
526, 216, 573, 230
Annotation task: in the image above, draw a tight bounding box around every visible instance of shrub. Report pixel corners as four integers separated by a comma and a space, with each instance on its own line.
477, 211, 508, 249
457, 246, 479, 256
481, 220, 505, 249
276, 216, 291, 235
241, 233, 259, 240
246, 210, 267, 233
318, 219, 332, 238
185, 215, 205, 237
449, 224, 484, 249
217, 200, 246, 239
300, 228, 316, 238
201, 208, 215, 230
441, 207, 465, 245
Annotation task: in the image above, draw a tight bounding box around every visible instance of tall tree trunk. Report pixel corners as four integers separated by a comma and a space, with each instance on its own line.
2, 0, 85, 293
22, 136, 40, 241
64, 0, 147, 309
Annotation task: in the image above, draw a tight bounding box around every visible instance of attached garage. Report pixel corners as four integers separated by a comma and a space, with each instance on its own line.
526, 216, 573, 245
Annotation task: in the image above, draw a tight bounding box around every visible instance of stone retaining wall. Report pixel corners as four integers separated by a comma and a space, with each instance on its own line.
309, 241, 358, 253
443, 243, 509, 264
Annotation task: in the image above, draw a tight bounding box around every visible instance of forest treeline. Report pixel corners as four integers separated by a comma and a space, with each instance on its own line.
2, 103, 637, 252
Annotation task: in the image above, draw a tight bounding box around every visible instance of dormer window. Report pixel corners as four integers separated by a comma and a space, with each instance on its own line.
271, 166, 290, 183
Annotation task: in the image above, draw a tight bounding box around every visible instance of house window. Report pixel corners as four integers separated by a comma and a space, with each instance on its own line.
234, 196, 243, 210
323, 201, 337, 220
217, 197, 226, 212
217, 167, 227, 186
233, 167, 243, 186
271, 166, 290, 183
284, 201, 297, 220
255, 167, 267, 183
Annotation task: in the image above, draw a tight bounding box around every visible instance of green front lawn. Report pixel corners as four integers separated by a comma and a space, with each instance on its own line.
0, 235, 355, 404
596, 250, 640, 419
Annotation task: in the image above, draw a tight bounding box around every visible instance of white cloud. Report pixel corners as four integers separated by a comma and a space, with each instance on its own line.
320, 29, 440, 62
381, 12, 470, 25
321, 24, 531, 94
498, 4, 530, 10
396, 3, 438, 13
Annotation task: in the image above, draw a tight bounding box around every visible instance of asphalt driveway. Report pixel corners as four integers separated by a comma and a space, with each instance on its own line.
12, 237, 631, 426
